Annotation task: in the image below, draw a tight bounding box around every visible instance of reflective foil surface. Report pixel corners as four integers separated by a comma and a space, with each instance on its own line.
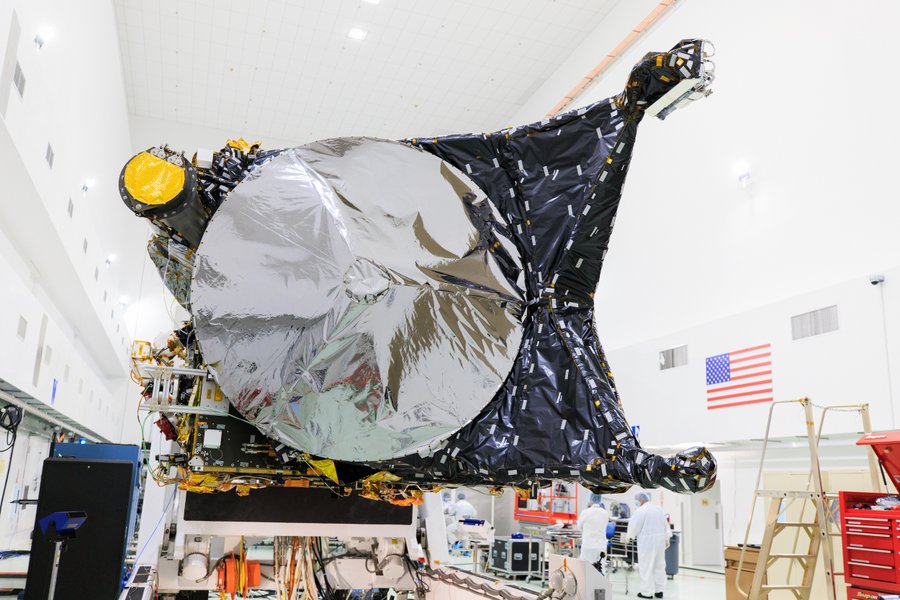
191, 138, 525, 461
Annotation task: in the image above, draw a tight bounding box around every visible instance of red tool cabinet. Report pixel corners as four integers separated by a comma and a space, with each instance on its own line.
840, 432, 900, 597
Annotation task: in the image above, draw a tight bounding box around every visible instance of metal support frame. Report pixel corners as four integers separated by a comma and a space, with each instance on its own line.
46, 540, 63, 600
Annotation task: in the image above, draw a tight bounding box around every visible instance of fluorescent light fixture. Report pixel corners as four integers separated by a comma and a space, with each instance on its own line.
82, 178, 95, 193
348, 28, 368, 40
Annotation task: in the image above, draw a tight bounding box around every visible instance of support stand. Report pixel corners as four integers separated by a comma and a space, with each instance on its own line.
38, 510, 87, 600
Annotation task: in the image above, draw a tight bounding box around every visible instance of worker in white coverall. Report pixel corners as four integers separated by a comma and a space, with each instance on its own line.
577, 494, 610, 566
442, 491, 455, 525
627, 492, 669, 599
447, 492, 477, 546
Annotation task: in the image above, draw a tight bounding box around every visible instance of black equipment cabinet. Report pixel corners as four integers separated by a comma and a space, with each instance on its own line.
25, 457, 135, 600
490, 537, 541, 575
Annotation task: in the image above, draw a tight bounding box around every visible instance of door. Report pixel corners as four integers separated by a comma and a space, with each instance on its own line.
690, 480, 724, 567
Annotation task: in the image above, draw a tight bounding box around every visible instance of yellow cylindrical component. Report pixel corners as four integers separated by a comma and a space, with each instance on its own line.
123, 152, 186, 206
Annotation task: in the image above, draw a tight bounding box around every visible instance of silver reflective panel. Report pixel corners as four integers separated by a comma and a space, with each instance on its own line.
191, 138, 524, 461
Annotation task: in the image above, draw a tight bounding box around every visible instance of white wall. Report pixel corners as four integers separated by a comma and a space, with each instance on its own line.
610, 268, 900, 447
600, 268, 897, 567
506, 0, 900, 351
0, 0, 181, 450
0, 425, 52, 550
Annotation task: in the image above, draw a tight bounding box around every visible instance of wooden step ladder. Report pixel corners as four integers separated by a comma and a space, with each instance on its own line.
732, 399, 840, 599
781, 404, 882, 591
735, 398, 882, 600
749, 489, 829, 599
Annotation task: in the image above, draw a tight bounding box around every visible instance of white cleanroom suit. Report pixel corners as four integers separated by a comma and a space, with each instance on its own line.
577, 503, 610, 563
627, 497, 669, 598
447, 493, 477, 544
453, 497, 477, 520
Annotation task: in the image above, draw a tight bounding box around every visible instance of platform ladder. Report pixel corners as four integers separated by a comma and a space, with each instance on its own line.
734, 398, 873, 600
781, 403, 882, 593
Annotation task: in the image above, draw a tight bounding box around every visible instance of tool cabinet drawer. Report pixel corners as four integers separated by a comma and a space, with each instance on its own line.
845, 531, 894, 551
846, 546, 894, 567
847, 560, 898, 584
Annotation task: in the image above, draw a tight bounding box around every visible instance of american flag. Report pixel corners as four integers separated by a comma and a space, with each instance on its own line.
705, 343, 773, 410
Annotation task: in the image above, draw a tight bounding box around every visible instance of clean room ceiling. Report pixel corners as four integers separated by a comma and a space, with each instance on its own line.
113, 0, 620, 143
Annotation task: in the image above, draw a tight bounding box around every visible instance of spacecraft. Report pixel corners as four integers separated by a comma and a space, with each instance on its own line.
121, 39, 717, 503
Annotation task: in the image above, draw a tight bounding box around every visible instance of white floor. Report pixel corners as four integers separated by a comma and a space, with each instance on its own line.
607, 568, 725, 599
449, 555, 726, 600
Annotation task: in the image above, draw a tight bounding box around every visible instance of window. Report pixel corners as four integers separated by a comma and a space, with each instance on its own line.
45, 143, 54, 168
16, 316, 27, 340
83, 238, 88, 253
94, 267, 99, 280
44, 344, 52, 365
791, 305, 839, 340
67, 198, 74, 218
64, 364, 70, 382
659, 344, 688, 370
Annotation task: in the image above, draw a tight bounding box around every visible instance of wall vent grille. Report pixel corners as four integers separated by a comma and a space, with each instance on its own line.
659, 344, 688, 370
791, 305, 839, 340
16, 316, 27, 340
12, 61, 25, 97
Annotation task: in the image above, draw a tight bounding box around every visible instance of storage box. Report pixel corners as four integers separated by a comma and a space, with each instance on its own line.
723, 545, 767, 600
490, 537, 541, 575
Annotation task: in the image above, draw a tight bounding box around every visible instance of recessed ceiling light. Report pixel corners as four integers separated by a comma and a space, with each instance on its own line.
34, 26, 54, 51
105, 254, 117, 267
348, 28, 368, 40
82, 178, 95, 193
732, 161, 751, 189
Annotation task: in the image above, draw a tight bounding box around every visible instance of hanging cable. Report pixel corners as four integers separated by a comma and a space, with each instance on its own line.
0, 405, 22, 452
0, 405, 23, 511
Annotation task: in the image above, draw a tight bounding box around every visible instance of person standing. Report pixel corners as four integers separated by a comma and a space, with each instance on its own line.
442, 491, 455, 522
627, 492, 669, 599
453, 492, 477, 519
577, 494, 610, 567
447, 492, 477, 546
